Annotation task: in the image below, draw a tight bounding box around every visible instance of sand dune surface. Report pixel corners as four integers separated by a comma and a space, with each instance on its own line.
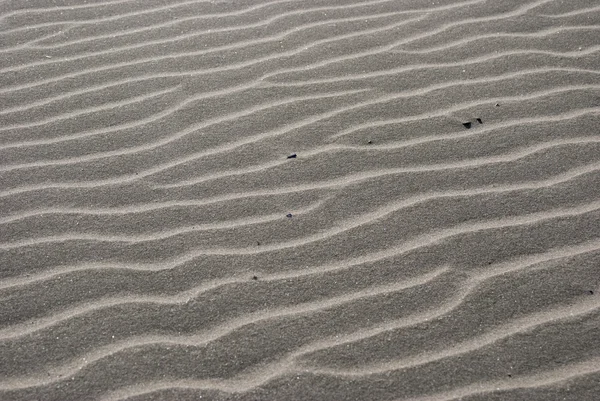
0, 0, 599, 400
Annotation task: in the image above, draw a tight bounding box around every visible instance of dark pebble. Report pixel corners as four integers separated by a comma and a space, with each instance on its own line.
286, 213, 293, 218
287, 153, 297, 159
462, 122, 472, 129
252, 276, 258, 280
476, 118, 483, 124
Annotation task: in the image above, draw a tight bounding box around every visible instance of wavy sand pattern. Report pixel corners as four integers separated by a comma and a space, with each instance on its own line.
1, 0, 599, 400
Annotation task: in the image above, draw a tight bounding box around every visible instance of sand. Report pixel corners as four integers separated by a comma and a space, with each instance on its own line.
0, 0, 599, 400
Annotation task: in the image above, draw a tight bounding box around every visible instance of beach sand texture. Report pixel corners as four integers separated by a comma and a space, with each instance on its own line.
1, 0, 600, 400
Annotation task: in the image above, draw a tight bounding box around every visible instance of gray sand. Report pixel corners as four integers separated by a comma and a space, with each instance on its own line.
0, 0, 599, 400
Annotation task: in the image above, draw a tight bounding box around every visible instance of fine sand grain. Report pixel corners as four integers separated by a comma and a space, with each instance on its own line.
1, 0, 599, 400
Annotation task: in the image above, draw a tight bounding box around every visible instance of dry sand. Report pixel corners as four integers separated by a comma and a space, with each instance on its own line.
1, 0, 599, 400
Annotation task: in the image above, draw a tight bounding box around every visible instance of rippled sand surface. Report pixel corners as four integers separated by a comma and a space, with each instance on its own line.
1, 0, 599, 400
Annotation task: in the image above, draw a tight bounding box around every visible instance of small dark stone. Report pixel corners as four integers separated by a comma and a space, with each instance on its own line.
476, 118, 483, 124
590, 290, 595, 295
462, 122, 472, 129
508, 374, 512, 378
286, 213, 293, 218
287, 153, 297, 159
367, 140, 373, 144
252, 276, 258, 280
257, 241, 261, 246
495, 103, 500, 107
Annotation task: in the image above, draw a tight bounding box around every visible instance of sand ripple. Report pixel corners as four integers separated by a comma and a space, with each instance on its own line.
1, 0, 599, 400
